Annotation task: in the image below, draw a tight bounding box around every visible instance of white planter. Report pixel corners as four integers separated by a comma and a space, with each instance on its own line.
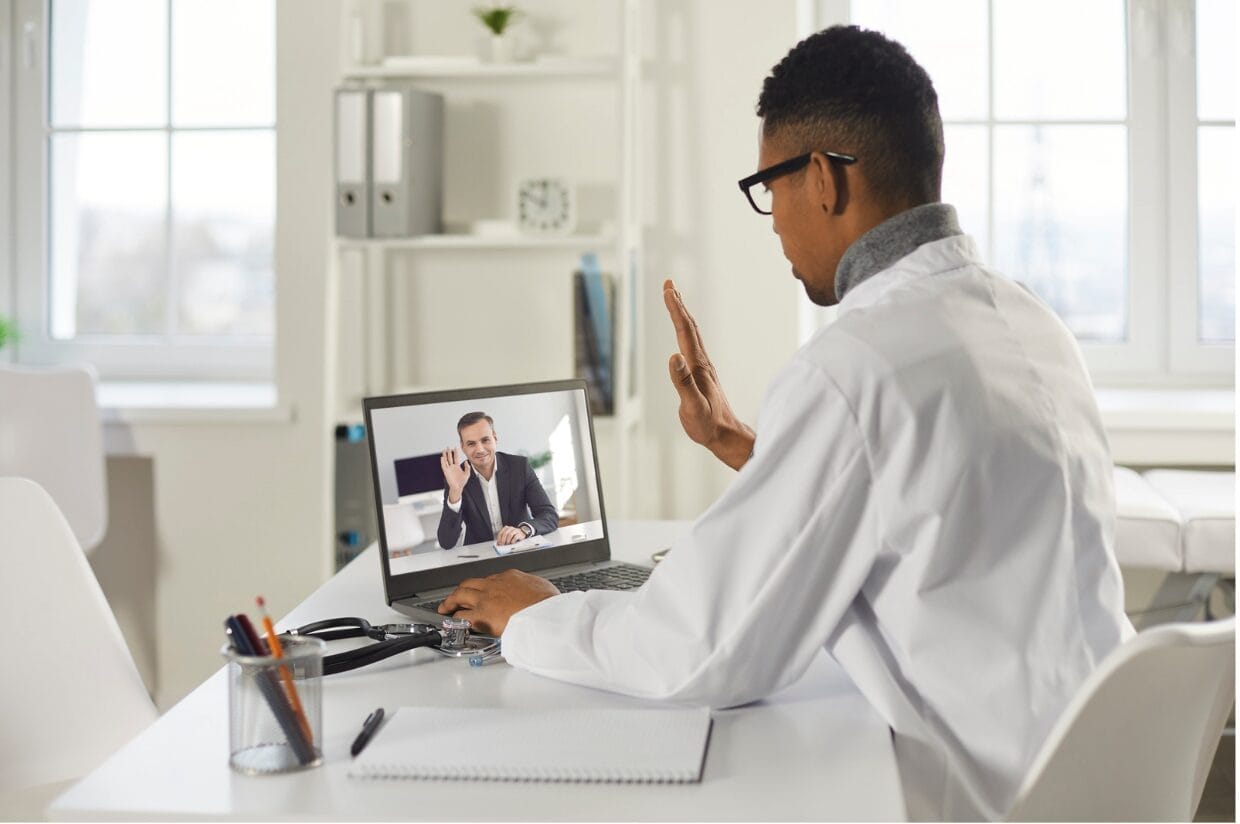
483, 34, 514, 63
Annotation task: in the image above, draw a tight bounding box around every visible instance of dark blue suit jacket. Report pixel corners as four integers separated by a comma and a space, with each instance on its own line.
436, 452, 559, 548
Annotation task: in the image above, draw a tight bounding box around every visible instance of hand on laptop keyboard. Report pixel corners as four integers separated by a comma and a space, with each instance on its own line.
437, 569, 562, 635
413, 564, 652, 614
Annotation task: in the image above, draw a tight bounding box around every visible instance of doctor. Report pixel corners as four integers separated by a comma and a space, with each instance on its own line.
440, 25, 1132, 820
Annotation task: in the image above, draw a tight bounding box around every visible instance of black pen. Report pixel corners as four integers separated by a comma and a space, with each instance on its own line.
350, 707, 386, 757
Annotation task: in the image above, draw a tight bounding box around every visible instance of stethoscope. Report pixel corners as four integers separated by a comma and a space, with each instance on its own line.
283, 616, 500, 676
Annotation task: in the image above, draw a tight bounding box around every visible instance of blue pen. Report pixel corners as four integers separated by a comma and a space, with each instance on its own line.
225, 614, 258, 655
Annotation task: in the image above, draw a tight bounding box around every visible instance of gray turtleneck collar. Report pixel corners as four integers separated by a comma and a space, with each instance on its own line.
834, 202, 963, 302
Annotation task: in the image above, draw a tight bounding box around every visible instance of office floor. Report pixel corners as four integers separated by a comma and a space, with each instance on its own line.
1194, 730, 1235, 822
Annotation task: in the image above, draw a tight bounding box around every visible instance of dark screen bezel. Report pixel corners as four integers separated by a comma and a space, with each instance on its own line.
363, 379, 611, 602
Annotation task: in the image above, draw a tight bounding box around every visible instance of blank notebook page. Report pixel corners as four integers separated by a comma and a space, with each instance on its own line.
348, 706, 713, 783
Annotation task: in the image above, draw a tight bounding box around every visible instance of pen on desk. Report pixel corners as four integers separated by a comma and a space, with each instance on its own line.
351, 708, 386, 757
458, 554, 478, 558
257, 596, 313, 747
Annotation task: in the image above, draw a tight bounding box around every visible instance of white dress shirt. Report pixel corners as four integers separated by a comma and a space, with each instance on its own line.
475, 464, 504, 536
501, 232, 1134, 820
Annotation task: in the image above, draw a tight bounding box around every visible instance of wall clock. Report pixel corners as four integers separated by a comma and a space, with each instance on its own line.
516, 178, 575, 234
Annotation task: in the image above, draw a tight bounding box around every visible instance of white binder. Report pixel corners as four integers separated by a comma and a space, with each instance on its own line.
370, 87, 443, 237
334, 88, 371, 238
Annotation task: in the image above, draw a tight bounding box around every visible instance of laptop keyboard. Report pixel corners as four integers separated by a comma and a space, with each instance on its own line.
410, 562, 651, 614
551, 563, 651, 592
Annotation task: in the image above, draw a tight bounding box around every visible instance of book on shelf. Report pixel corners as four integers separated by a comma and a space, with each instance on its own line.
574, 252, 614, 416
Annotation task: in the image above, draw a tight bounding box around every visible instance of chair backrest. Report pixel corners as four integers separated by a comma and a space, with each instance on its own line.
383, 502, 426, 550
0, 477, 156, 794
1007, 618, 1235, 821
0, 363, 107, 553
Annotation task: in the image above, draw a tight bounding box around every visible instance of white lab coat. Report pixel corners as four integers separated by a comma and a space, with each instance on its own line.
503, 234, 1134, 820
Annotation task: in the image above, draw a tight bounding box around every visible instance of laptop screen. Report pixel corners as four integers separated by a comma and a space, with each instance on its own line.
364, 380, 611, 599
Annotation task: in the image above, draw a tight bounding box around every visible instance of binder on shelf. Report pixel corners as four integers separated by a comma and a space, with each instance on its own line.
334, 88, 371, 238
370, 86, 444, 238
574, 252, 614, 415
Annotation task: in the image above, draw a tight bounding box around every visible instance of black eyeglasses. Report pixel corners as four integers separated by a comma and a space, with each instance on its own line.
737, 151, 858, 215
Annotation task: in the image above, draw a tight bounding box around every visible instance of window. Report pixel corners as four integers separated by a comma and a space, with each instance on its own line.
805, 0, 1234, 385
1181, 0, 1235, 364
8, 0, 275, 380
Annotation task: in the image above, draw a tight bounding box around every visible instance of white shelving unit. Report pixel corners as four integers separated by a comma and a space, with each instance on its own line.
326, 0, 644, 527
343, 56, 617, 80
335, 232, 615, 252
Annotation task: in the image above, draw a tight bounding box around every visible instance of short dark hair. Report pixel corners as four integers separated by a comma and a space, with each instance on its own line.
757, 25, 944, 206
456, 411, 494, 437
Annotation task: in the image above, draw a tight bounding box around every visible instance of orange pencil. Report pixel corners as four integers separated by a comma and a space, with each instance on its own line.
257, 596, 313, 747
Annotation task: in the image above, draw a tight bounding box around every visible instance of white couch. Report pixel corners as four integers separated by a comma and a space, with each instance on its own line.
1113, 467, 1235, 626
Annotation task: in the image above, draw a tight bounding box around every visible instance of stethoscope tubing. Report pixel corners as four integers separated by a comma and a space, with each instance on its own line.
282, 616, 497, 675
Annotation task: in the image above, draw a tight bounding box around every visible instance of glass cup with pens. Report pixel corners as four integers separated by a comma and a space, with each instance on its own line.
222, 609, 325, 774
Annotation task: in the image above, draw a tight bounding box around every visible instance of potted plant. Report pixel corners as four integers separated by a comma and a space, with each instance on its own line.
473, 4, 521, 63
524, 449, 556, 498
0, 317, 17, 352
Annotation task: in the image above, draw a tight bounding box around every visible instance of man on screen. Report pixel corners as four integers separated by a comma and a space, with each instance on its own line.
437, 412, 559, 548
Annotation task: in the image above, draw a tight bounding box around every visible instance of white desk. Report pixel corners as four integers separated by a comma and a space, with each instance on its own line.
389, 519, 606, 575
50, 521, 905, 821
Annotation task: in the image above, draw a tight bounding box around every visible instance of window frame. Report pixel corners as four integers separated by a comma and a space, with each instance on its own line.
5, 0, 274, 381
0, 2, 14, 335
1166, 0, 1233, 377
804, 0, 1233, 388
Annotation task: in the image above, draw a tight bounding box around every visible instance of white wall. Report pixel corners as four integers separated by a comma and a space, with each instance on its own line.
96, 1, 339, 709
631, 0, 803, 519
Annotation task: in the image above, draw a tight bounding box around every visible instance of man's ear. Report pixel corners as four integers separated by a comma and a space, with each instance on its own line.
809, 151, 850, 216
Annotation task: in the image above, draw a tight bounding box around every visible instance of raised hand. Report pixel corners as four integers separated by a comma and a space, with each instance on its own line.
440, 447, 472, 503
663, 279, 755, 470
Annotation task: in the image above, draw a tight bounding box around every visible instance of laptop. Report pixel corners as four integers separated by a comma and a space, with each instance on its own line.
363, 379, 651, 623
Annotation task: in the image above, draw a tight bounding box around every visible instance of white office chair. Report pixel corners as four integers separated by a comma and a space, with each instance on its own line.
0, 477, 156, 814
383, 501, 427, 550
1006, 618, 1235, 822
0, 363, 108, 553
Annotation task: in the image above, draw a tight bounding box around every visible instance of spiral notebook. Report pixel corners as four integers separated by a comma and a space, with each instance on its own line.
348, 706, 713, 783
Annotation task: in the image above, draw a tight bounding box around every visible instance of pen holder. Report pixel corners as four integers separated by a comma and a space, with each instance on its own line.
222, 636, 325, 775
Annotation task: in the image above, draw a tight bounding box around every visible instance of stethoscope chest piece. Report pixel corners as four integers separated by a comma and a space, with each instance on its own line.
433, 634, 500, 658
434, 616, 499, 658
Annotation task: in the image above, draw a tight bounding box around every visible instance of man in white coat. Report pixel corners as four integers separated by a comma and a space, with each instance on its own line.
440, 25, 1133, 820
